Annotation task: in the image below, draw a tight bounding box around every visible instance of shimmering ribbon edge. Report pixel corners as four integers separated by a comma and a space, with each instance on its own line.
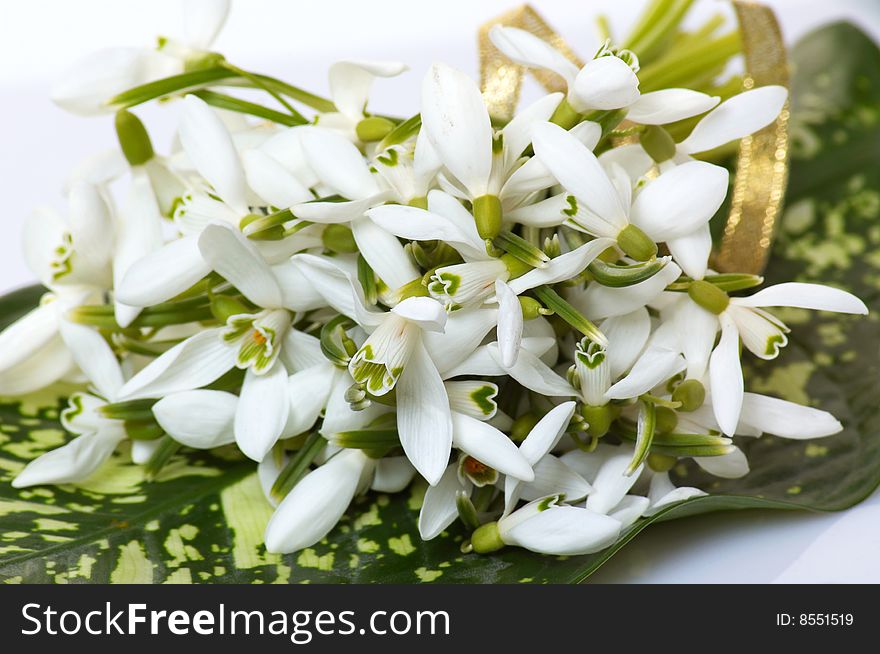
477, 2, 791, 274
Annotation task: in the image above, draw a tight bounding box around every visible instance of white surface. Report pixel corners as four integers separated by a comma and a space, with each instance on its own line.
1, 0, 878, 582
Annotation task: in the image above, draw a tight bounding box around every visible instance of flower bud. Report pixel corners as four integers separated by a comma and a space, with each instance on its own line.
473, 194, 502, 240
616, 224, 658, 261
640, 124, 676, 163
688, 279, 730, 314
672, 379, 706, 412
471, 521, 505, 553
322, 224, 358, 253
115, 110, 154, 166
356, 116, 395, 142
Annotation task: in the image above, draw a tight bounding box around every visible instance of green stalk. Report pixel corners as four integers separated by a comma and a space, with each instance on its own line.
532, 286, 607, 346
145, 435, 180, 480
639, 31, 741, 92
625, 0, 696, 63
193, 90, 306, 126
270, 433, 328, 503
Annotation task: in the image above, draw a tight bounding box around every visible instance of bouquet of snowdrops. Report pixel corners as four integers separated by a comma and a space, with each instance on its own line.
0, 0, 868, 559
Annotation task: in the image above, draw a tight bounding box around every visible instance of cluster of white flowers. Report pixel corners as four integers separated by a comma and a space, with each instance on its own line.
1, 1, 868, 557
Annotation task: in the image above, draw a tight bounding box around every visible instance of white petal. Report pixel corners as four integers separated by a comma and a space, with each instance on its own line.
739, 392, 843, 439
391, 296, 447, 332
501, 92, 564, 169
629, 161, 729, 241
608, 495, 650, 527
0, 303, 60, 373
180, 95, 248, 214
117, 329, 236, 400
290, 254, 383, 327
153, 390, 237, 448
579, 261, 681, 320
351, 216, 420, 291
299, 127, 380, 199
666, 223, 712, 280
329, 60, 407, 122
645, 471, 707, 514
726, 305, 788, 360
508, 238, 615, 294
59, 320, 124, 400
598, 142, 655, 180
283, 364, 336, 438
452, 411, 533, 481
11, 428, 124, 488
532, 121, 627, 226
501, 505, 621, 555
520, 455, 592, 502
264, 449, 370, 553
571, 56, 640, 111
182, 0, 230, 49
52, 47, 179, 115
676, 299, 718, 380
488, 26, 579, 86
116, 234, 211, 307
113, 169, 164, 327
0, 335, 74, 396
279, 329, 325, 373
67, 181, 114, 280
131, 439, 161, 465
603, 308, 651, 378
371, 456, 416, 493
396, 341, 452, 485
242, 149, 312, 208
235, 364, 290, 462
258, 451, 288, 507
495, 280, 523, 368
679, 85, 788, 155
421, 64, 493, 198
520, 401, 577, 465
293, 195, 385, 224
424, 307, 499, 376
606, 347, 686, 400
694, 447, 750, 478
585, 452, 643, 514
23, 207, 67, 285
366, 204, 484, 260
418, 463, 465, 540
198, 224, 282, 308
731, 282, 868, 314
626, 89, 719, 124
709, 313, 744, 436
488, 344, 574, 396
271, 261, 327, 313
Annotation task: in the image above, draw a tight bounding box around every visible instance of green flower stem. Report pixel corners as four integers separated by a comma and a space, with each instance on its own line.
107, 67, 238, 109
193, 90, 307, 126
357, 254, 378, 305
145, 435, 180, 480
624, 0, 696, 64
270, 433, 328, 503
532, 286, 607, 346
99, 399, 156, 421
493, 231, 550, 269
639, 31, 741, 92
333, 429, 400, 451
251, 73, 337, 114
627, 401, 656, 475
378, 114, 421, 151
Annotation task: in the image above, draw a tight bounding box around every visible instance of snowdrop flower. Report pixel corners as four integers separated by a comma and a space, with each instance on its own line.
655, 281, 867, 435
420, 63, 564, 240
0, 181, 117, 393
117, 95, 313, 308
369, 190, 613, 364
492, 26, 735, 138
472, 493, 621, 556
116, 225, 323, 462
53, 0, 231, 115
532, 121, 727, 275
264, 449, 375, 553
318, 61, 408, 142
13, 322, 131, 486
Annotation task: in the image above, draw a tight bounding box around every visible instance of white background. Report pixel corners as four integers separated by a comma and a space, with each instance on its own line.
1, 0, 878, 582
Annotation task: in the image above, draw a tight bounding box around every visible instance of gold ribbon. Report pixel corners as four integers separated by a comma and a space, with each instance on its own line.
478, 1, 790, 274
